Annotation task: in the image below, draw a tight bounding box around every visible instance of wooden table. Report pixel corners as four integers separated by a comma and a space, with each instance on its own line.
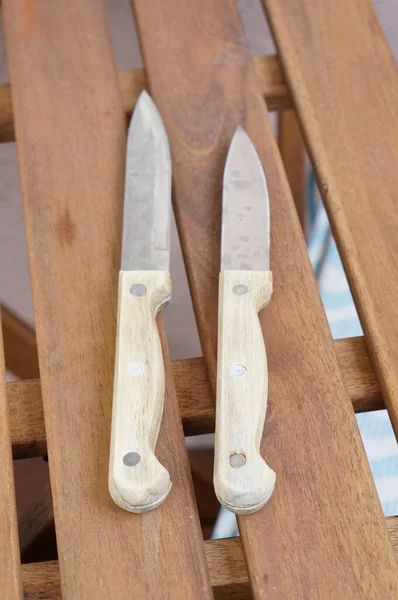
1, 0, 398, 598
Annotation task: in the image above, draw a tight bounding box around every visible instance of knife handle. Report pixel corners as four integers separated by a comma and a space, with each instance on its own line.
214, 270, 275, 514
109, 270, 171, 513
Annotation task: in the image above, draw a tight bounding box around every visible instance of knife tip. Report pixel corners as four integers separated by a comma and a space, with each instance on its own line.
133, 89, 153, 118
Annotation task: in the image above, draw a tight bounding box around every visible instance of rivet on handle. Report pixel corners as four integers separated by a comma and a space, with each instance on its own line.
130, 283, 147, 297
230, 452, 247, 468
230, 363, 247, 376
233, 284, 248, 295
123, 452, 141, 467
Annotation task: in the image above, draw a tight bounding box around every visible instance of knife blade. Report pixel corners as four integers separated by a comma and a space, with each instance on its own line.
109, 91, 172, 513
214, 127, 276, 514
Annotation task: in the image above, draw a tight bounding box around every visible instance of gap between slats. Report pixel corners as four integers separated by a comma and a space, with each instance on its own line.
7, 336, 383, 459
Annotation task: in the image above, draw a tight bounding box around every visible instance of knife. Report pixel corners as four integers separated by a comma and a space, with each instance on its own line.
214, 127, 276, 515
109, 91, 172, 513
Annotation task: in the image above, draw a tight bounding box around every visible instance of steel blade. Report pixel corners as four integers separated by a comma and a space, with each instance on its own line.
121, 91, 171, 271
221, 127, 270, 271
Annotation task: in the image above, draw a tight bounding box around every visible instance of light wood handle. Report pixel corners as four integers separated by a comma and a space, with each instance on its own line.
214, 270, 275, 514
109, 270, 171, 513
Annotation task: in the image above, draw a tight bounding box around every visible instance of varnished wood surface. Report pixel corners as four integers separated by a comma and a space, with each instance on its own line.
0, 56, 289, 144
334, 336, 383, 412
278, 110, 307, 234
0, 80, 14, 142
18, 483, 55, 563
0, 327, 23, 598
132, 0, 398, 596
6, 337, 384, 459
3, 0, 212, 597
1, 304, 40, 379
19, 518, 398, 600
265, 0, 398, 437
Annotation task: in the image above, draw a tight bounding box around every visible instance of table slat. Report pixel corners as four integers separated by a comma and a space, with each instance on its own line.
3, 1, 212, 597
264, 0, 398, 436
131, 0, 398, 596
20, 518, 398, 600
1, 304, 40, 379
6, 336, 384, 459
0, 56, 289, 144
0, 327, 23, 598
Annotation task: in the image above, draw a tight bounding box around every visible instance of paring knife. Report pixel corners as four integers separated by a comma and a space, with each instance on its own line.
214, 127, 276, 515
109, 91, 172, 513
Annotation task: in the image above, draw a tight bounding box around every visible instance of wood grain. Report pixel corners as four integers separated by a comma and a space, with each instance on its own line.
0, 327, 23, 598
0, 56, 289, 144
1, 304, 40, 379
109, 271, 172, 513
215, 271, 275, 514
19, 518, 398, 600
132, 0, 398, 596
335, 336, 383, 412
264, 0, 398, 437
0, 81, 14, 142
278, 110, 307, 234
3, 1, 212, 597
6, 336, 384, 459
7, 379, 46, 459
18, 483, 55, 563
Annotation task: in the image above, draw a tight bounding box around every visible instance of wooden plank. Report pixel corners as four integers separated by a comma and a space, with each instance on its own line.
6, 336, 384, 459
0, 328, 23, 598
264, 0, 398, 437
3, 1, 212, 597
8, 379, 46, 459
18, 483, 55, 563
334, 336, 383, 412
20, 517, 398, 600
278, 110, 307, 234
388, 515, 398, 553
1, 304, 40, 379
0, 56, 289, 144
131, 1, 398, 597
0, 81, 15, 142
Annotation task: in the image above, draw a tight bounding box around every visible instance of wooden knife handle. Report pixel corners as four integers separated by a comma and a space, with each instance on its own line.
109, 270, 171, 513
214, 270, 275, 514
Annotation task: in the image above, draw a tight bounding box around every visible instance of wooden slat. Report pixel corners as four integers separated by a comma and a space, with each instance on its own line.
264, 0, 398, 437
253, 55, 291, 111
131, 1, 398, 597
0, 80, 15, 142
334, 336, 383, 412
6, 337, 384, 459
0, 327, 23, 598
19, 517, 398, 600
18, 484, 55, 563
278, 110, 307, 234
3, 1, 212, 598
0, 55, 289, 144
1, 304, 40, 379
8, 379, 46, 459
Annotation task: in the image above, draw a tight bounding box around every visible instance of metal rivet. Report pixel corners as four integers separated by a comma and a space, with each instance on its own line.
130, 283, 147, 297
230, 453, 246, 468
128, 363, 143, 376
230, 363, 247, 376
233, 284, 248, 295
123, 452, 141, 467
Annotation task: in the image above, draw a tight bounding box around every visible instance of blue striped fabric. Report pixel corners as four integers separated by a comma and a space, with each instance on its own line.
309, 202, 398, 518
